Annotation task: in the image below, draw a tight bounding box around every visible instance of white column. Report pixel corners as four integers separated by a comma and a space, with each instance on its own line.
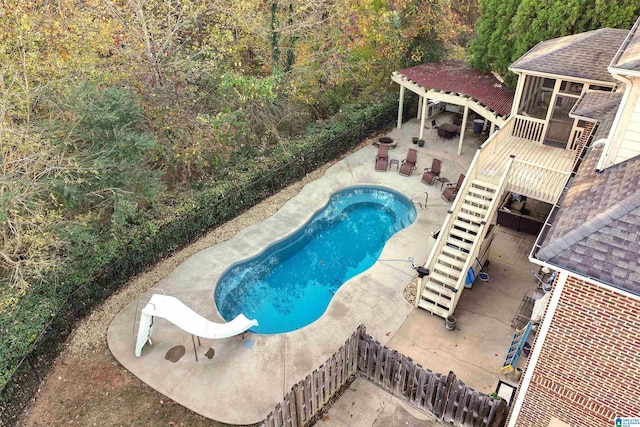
457, 103, 469, 155
511, 73, 526, 116
417, 96, 423, 119
542, 79, 563, 143
397, 85, 405, 129
419, 96, 427, 140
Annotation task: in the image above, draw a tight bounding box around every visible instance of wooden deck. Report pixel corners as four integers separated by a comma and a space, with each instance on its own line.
477, 136, 576, 179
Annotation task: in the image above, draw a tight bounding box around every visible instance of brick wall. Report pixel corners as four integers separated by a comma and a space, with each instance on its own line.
514, 276, 640, 427
573, 122, 595, 164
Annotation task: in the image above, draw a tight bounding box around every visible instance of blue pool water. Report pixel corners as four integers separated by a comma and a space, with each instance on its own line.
214, 186, 417, 334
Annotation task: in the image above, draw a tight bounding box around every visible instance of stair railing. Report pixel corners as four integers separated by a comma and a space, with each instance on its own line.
416, 143, 485, 305
447, 159, 512, 313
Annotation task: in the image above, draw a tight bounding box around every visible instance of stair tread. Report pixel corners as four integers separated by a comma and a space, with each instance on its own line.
446, 238, 473, 251
460, 204, 489, 216
432, 263, 463, 277
441, 245, 470, 260
429, 271, 458, 287
457, 211, 484, 224
417, 300, 451, 318
438, 254, 466, 269
464, 194, 491, 206
423, 280, 455, 297
453, 219, 480, 233
449, 228, 477, 242
471, 179, 498, 191
468, 187, 496, 199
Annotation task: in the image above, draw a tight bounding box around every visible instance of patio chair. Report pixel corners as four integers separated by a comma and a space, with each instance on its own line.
375, 144, 389, 171
431, 119, 439, 133
398, 148, 418, 176
421, 158, 442, 185
441, 173, 465, 202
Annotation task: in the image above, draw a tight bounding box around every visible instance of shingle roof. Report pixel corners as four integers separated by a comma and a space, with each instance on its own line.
537, 145, 640, 295
570, 91, 622, 141
395, 60, 514, 117
611, 18, 640, 72
510, 29, 629, 83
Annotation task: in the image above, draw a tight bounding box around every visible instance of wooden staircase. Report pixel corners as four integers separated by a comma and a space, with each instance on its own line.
417, 179, 502, 317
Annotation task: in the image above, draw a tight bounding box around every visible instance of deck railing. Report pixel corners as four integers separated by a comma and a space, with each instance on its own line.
511, 115, 546, 142
505, 158, 571, 204
473, 115, 573, 203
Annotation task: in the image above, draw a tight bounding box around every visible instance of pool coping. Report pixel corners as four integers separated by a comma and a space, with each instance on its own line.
107, 133, 473, 424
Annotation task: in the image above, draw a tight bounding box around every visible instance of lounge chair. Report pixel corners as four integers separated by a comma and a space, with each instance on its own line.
398, 148, 418, 176
375, 145, 389, 171
421, 158, 442, 185
442, 173, 465, 202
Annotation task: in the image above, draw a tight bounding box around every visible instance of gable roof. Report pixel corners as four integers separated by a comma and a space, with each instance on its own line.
536, 144, 640, 295
510, 29, 629, 83
395, 60, 514, 117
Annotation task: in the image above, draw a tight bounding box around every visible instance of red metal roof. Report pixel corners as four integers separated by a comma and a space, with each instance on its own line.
396, 60, 515, 117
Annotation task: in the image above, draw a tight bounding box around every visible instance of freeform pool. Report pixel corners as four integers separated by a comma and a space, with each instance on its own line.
214, 186, 417, 334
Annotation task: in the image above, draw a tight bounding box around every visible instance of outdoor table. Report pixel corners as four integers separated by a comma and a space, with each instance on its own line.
438, 123, 460, 139
436, 176, 450, 189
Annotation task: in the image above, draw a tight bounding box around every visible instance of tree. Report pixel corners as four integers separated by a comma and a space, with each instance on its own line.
469, 0, 640, 86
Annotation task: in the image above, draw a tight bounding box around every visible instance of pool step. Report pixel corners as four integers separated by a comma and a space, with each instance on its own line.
417, 177, 501, 318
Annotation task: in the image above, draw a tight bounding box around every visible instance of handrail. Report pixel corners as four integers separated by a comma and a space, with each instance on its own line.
477, 116, 515, 160
411, 191, 429, 210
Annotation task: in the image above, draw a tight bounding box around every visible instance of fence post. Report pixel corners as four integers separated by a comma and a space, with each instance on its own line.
26, 354, 41, 383
438, 371, 456, 419
489, 398, 508, 427
293, 384, 304, 427
353, 324, 363, 374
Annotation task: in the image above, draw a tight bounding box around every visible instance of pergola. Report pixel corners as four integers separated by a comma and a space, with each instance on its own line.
392, 61, 515, 154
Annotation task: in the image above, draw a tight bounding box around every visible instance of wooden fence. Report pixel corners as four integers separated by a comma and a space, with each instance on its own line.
262, 325, 509, 427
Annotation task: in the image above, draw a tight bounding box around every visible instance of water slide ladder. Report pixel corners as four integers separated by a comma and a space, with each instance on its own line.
501, 321, 533, 373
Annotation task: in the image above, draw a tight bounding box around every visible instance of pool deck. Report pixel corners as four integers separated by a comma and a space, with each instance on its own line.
107, 117, 541, 425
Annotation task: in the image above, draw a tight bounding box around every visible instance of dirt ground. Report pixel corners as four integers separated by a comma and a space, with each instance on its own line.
18, 138, 378, 427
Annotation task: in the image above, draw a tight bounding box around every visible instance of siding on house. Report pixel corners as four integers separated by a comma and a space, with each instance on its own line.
615, 83, 640, 164
514, 276, 640, 427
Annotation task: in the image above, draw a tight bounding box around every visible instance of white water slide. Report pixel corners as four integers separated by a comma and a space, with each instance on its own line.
135, 294, 258, 357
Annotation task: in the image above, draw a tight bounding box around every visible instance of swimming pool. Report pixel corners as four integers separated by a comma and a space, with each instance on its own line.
214, 186, 417, 334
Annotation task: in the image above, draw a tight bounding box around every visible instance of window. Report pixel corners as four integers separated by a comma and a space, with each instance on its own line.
560, 81, 583, 95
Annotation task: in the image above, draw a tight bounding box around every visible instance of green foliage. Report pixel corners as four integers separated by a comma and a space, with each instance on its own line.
0, 97, 401, 395
50, 84, 161, 219
0, 0, 464, 415
469, 0, 640, 86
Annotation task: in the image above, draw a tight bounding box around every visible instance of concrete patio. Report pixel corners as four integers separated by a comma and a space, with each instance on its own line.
107, 115, 541, 425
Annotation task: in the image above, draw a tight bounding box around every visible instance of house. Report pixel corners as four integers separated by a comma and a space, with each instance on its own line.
393, 18, 640, 427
